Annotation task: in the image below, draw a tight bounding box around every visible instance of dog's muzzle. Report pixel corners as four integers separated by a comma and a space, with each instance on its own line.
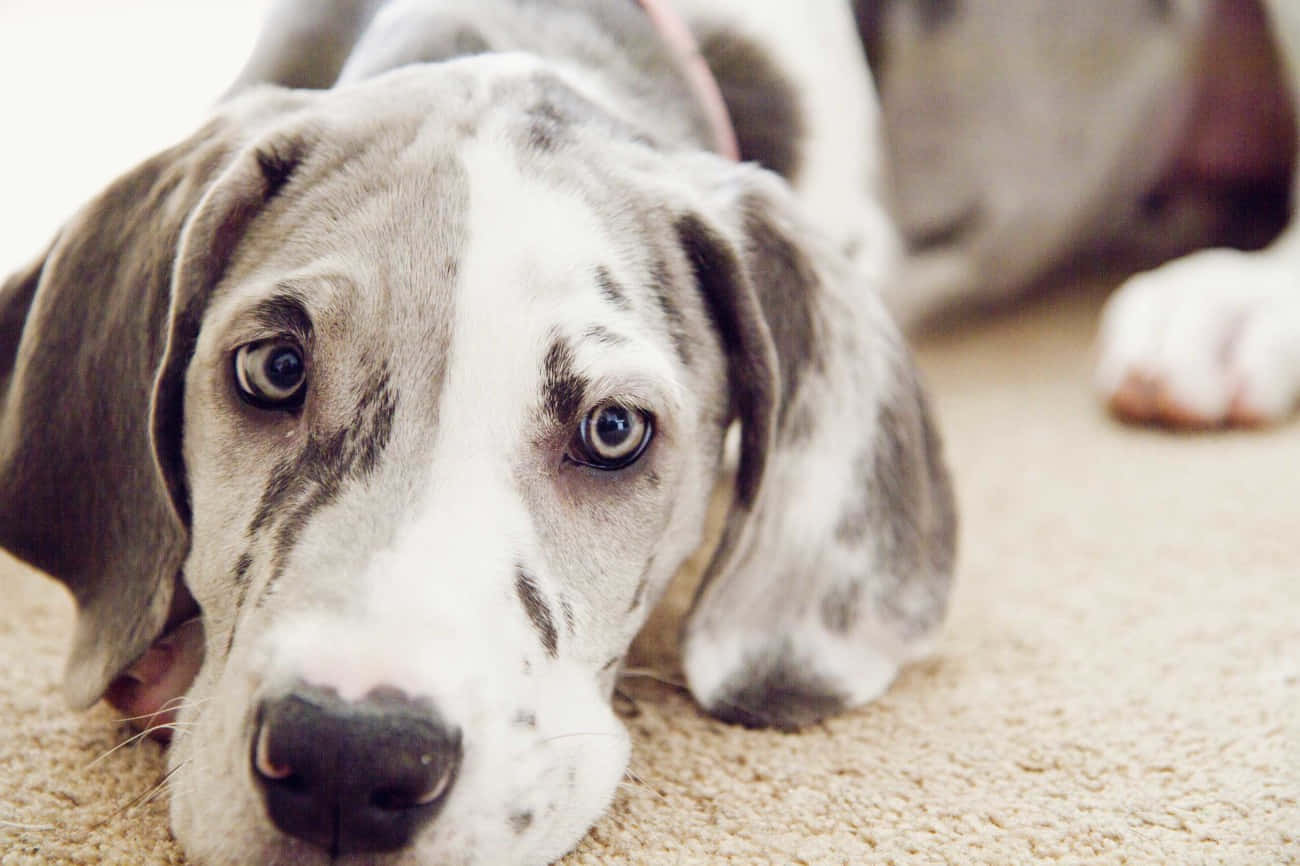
251, 683, 462, 854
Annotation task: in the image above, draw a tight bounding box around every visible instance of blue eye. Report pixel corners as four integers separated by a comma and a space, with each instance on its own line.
234, 340, 307, 409
574, 401, 653, 470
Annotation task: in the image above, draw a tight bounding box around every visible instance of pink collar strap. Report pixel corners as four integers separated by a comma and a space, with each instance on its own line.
635, 0, 740, 161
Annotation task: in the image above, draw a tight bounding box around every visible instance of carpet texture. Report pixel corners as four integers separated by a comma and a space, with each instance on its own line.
1, 3, 1297, 864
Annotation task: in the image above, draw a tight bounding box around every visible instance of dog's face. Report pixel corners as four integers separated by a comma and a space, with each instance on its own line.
173, 62, 730, 864
0, 56, 955, 865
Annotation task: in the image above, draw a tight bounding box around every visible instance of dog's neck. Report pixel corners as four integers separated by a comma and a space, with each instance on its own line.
337, 0, 737, 159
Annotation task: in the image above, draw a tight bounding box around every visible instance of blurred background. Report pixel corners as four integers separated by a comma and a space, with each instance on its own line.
0, 0, 270, 270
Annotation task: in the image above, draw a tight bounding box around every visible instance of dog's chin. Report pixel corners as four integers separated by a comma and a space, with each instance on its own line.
165, 655, 631, 866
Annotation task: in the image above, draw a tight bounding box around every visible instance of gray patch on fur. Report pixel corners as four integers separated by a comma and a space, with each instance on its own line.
594, 265, 631, 310
698, 30, 804, 181
649, 255, 693, 365
834, 368, 957, 640
917, 0, 961, 33
819, 581, 862, 635
740, 198, 823, 429
582, 324, 628, 346
906, 201, 984, 253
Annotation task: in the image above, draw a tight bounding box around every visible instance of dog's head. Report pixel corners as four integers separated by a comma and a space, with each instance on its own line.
0, 57, 955, 864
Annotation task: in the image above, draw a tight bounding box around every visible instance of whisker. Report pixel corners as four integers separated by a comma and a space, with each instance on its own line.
85, 722, 196, 769
540, 731, 622, 744
621, 767, 668, 803
112, 696, 211, 726
112, 761, 188, 820
0, 818, 57, 831
619, 667, 689, 691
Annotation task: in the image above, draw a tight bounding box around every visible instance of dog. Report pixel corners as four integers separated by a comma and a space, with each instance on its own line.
0, 1, 956, 863
860, 0, 1300, 427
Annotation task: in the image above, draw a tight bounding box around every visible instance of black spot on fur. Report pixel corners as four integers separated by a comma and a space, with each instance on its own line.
256, 147, 299, 201
248, 293, 313, 339
233, 552, 253, 582
516, 569, 558, 658
541, 338, 587, 425
513, 709, 537, 729
699, 32, 804, 181
708, 641, 847, 731
595, 266, 631, 310
509, 811, 534, 834
675, 213, 770, 507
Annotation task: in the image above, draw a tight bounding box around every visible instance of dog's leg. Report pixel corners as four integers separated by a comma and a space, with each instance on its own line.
1097, 0, 1300, 427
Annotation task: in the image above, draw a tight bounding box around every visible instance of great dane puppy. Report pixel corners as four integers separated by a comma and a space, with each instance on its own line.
863, 0, 1300, 427
0, 1, 954, 864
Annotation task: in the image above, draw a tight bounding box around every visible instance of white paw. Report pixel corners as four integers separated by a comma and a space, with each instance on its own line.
1096, 248, 1300, 428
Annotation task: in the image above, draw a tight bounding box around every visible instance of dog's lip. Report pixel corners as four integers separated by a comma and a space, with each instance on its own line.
104, 617, 206, 743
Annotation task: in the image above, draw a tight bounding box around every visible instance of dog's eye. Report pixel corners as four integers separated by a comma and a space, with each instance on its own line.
572, 401, 653, 470
234, 340, 307, 409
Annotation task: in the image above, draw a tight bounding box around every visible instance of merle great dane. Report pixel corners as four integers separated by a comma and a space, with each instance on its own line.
0, 1, 955, 863
10, 0, 1296, 862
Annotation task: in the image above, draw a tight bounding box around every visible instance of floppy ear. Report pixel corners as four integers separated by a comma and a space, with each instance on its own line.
0, 88, 314, 709
678, 168, 957, 730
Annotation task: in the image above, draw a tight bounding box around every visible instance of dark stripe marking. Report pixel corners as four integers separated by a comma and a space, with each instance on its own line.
251, 366, 398, 607
541, 337, 587, 425
595, 265, 631, 310
515, 569, 558, 658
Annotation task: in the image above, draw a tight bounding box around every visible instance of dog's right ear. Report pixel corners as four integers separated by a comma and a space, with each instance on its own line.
0, 87, 315, 709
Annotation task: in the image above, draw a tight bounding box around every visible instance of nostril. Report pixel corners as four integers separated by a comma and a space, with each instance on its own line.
252, 722, 294, 781
369, 753, 456, 810
251, 684, 462, 854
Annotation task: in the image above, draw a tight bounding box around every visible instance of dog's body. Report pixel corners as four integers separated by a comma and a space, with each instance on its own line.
866, 0, 1300, 426
3, 1, 1299, 864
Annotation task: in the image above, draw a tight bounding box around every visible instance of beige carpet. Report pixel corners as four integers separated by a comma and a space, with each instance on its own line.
1, 3, 1298, 864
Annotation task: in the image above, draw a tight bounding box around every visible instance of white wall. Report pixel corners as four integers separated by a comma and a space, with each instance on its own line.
0, 0, 271, 269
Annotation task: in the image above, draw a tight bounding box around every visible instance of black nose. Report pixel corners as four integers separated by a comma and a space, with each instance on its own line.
251, 683, 461, 855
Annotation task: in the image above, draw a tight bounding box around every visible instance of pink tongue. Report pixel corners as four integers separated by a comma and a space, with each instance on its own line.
104, 618, 206, 743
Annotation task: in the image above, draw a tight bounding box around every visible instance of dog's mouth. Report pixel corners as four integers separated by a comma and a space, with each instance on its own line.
103, 582, 206, 742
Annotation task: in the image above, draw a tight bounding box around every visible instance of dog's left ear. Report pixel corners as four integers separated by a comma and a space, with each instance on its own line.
0, 88, 315, 709
677, 167, 957, 730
